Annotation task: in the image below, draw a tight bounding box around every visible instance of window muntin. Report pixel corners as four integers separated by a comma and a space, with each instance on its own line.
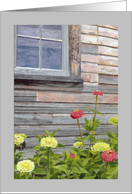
14, 25, 69, 76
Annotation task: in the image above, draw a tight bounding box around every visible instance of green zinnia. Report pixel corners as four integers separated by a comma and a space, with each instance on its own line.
109, 117, 118, 126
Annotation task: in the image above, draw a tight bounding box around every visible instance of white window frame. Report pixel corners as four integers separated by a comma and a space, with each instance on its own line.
14, 25, 69, 77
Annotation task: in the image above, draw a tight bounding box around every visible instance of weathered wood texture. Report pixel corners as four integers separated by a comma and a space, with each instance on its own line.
37, 91, 118, 103
69, 25, 81, 76
14, 25, 118, 159
14, 102, 118, 114
14, 124, 117, 137
15, 113, 118, 125
98, 27, 118, 39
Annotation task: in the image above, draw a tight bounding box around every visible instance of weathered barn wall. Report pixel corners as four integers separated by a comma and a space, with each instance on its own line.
14, 25, 118, 159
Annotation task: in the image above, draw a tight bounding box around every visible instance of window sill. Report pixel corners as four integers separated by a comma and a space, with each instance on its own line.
14, 74, 84, 93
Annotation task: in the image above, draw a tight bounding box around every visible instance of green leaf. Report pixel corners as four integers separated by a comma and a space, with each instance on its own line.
95, 110, 105, 116
101, 166, 118, 179
72, 166, 89, 174
75, 136, 82, 141
110, 130, 116, 138
53, 165, 68, 173
14, 172, 20, 179
104, 131, 113, 139
63, 151, 67, 160
56, 143, 65, 148
50, 129, 60, 137
44, 130, 51, 137
82, 135, 90, 142
33, 168, 46, 175
83, 175, 96, 179
89, 135, 97, 143
32, 145, 41, 151
85, 108, 105, 116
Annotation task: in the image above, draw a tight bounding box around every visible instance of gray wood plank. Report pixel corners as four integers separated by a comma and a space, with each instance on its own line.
81, 43, 98, 54
14, 124, 117, 137
14, 97, 37, 102
14, 91, 37, 97
14, 102, 118, 114
99, 74, 118, 84
52, 114, 118, 125
14, 114, 53, 125
99, 84, 118, 94
14, 82, 83, 93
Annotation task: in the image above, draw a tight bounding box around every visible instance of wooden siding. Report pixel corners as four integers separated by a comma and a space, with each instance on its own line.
14, 25, 118, 158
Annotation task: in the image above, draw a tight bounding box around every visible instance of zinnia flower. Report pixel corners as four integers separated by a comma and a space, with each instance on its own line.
16, 160, 35, 172
14, 134, 26, 146
70, 109, 83, 119
101, 150, 117, 162
92, 90, 103, 96
69, 153, 75, 159
40, 137, 58, 148
91, 142, 111, 152
73, 141, 83, 148
109, 117, 118, 126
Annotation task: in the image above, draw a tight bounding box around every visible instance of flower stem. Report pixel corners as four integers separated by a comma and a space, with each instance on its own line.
32, 148, 41, 179
21, 147, 23, 160
25, 173, 28, 179
77, 118, 85, 149
47, 148, 50, 179
93, 95, 98, 129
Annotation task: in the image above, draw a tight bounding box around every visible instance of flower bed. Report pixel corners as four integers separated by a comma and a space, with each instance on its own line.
14, 90, 118, 179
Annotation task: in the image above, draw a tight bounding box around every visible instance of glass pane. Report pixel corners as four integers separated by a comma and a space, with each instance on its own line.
17, 37, 39, 68
17, 25, 39, 37
42, 40, 62, 70
42, 25, 62, 40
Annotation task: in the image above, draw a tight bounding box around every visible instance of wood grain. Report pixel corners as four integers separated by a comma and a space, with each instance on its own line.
53, 113, 118, 125
14, 102, 118, 114
99, 36, 118, 48
98, 46, 118, 57
81, 62, 98, 73
81, 43, 98, 54
81, 25, 97, 35
69, 25, 81, 76
14, 124, 117, 137
81, 34, 98, 44
14, 91, 37, 97
81, 53, 98, 63
14, 97, 37, 102
14, 82, 83, 93
37, 91, 118, 103
98, 27, 118, 39
99, 74, 118, 84
98, 65, 118, 75
81, 73, 98, 82
82, 82, 98, 92
98, 55, 118, 66
14, 114, 53, 125
99, 84, 118, 94
97, 25, 118, 30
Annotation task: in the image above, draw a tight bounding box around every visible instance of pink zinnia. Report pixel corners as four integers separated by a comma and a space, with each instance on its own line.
70, 109, 83, 119
101, 150, 117, 162
92, 90, 103, 96
69, 153, 75, 159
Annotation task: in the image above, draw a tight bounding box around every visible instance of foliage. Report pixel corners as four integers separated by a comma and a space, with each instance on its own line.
14, 91, 118, 179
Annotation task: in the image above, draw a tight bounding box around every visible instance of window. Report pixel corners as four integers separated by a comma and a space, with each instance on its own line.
14, 25, 84, 92
14, 25, 69, 76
